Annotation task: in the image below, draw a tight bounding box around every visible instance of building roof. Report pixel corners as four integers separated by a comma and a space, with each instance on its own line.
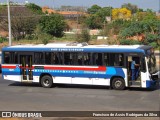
42, 6, 87, 16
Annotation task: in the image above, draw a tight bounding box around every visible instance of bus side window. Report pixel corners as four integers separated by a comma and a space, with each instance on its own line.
64, 52, 71, 65
141, 57, 146, 72
71, 53, 78, 65
78, 53, 83, 65
45, 52, 51, 64
34, 52, 44, 64
55, 52, 63, 65
51, 52, 56, 64
84, 53, 91, 65
104, 53, 109, 66
114, 54, 124, 66
96, 53, 103, 66
4, 52, 17, 64
4, 55, 10, 63
92, 53, 97, 65
92, 53, 103, 66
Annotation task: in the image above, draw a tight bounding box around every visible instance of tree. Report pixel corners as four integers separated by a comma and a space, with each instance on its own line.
39, 14, 66, 37
96, 7, 112, 21
112, 8, 131, 20
87, 5, 101, 14
104, 19, 131, 35
85, 14, 103, 29
0, 5, 40, 40
77, 29, 90, 42
121, 3, 138, 14
135, 9, 156, 21
26, 3, 43, 14
119, 12, 160, 48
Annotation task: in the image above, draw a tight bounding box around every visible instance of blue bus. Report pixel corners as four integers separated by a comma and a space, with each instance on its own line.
1, 43, 158, 90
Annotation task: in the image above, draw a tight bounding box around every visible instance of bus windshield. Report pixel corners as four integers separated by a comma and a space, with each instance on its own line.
147, 54, 156, 74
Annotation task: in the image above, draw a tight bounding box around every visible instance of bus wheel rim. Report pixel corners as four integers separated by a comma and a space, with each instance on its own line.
43, 79, 50, 86
115, 80, 122, 88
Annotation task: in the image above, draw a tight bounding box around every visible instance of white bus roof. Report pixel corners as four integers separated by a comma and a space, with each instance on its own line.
7, 43, 144, 49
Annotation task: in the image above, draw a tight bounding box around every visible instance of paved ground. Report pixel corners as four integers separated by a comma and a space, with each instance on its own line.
0, 75, 159, 111
0, 77, 159, 120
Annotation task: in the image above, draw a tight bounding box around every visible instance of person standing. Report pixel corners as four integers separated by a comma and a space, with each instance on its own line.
131, 57, 139, 80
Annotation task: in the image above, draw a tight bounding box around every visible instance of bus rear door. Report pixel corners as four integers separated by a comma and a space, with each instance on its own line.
20, 54, 33, 81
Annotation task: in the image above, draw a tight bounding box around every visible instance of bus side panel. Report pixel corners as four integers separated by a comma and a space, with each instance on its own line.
141, 57, 150, 88
33, 66, 126, 86
122, 68, 128, 87
54, 77, 71, 84
2, 64, 21, 82
141, 71, 147, 88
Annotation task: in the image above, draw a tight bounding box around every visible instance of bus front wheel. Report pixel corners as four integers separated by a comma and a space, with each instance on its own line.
41, 75, 53, 88
112, 78, 125, 90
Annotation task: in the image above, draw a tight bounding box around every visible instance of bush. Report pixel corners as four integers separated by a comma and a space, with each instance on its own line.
120, 39, 141, 45
149, 42, 158, 48
145, 34, 159, 43
38, 33, 52, 45
77, 29, 90, 43
25, 34, 35, 40
0, 37, 7, 43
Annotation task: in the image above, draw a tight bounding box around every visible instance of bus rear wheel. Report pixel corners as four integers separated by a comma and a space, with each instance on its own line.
41, 75, 53, 88
112, 78, 125, 90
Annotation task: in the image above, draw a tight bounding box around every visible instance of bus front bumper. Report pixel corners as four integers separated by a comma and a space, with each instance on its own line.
146, 80, 159, 88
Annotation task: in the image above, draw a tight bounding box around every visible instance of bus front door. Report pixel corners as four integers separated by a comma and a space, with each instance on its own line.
127, 56, 141, 87
20, 55, 33, 81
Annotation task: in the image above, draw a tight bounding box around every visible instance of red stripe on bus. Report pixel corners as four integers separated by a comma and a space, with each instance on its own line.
2, 66, 16, 69
44, 66, 106, 71
2, 65, 106, 71
19, 66, 34, 69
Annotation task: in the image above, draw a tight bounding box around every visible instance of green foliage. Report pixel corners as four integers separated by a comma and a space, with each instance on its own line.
120, 22, 145, 38
25, 34, 35, 40
144, 34, 159, 48
119, 19, 160, 38
85, 15, 103, 29
96, 7, 112, 21
148, 42, 158, 48
86, 6, 112, 29
105, 19, 131, 35
87, 5, 101, 14
39, 14, 66, 37
120, 39, 141, 45
121, 3, 138, 14
34, 24, 52, 44
77, 29, 90, 42
0, 37, 7, 43
134, 10, 156, 21
146, 34, 159, 43
0, 5, 5, 11
40, 33, 52, 45
26, 3, 43, 14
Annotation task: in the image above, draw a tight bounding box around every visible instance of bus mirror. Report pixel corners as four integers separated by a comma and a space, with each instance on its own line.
151, 75, 158, 80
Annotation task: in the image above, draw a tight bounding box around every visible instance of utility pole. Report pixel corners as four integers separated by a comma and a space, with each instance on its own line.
7, 0, 12, 46
53, 0, 55, 9
159, 0, 160, 13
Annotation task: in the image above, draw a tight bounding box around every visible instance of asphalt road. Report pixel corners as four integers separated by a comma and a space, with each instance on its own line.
0, 75, 159, 112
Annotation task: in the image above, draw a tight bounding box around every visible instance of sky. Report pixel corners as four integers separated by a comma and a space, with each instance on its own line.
1, 0, 160, 12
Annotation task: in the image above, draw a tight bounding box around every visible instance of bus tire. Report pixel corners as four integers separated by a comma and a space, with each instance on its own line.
112, 78, 125, 90
41, 75, 53, 88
